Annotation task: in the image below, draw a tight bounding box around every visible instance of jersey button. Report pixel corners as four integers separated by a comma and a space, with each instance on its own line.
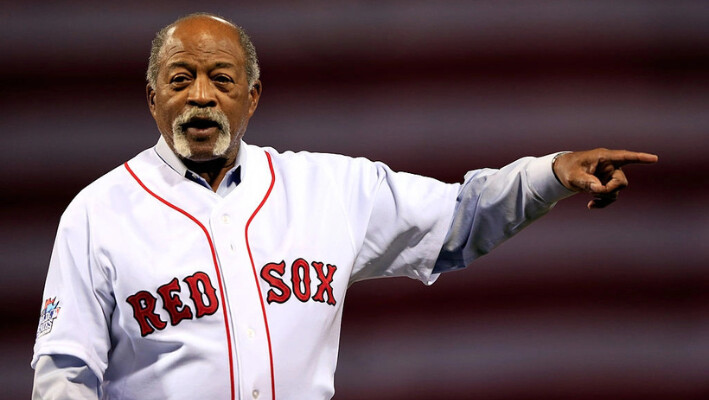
229, 243, 236, 252
247, 328, 255, 338
221, 214, 231, 224
252, 389, 259, 399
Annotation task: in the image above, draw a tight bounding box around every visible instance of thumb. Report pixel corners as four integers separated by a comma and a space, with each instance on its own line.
571, 173, 604, 193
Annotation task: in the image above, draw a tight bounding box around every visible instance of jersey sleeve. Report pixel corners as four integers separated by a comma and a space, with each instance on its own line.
343, 153, 576, 285
344, 159, 460, 285
31, 192, 114, 382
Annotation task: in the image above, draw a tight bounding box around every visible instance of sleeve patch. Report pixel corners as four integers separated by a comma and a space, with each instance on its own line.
37, 297, 62, 338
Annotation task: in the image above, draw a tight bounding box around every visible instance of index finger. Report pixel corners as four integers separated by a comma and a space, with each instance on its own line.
603, 150, 659, 166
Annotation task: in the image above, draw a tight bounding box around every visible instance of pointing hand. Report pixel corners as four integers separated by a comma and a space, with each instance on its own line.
552, 148, 658, 209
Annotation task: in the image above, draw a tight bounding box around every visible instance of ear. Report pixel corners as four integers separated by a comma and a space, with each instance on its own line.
146, 83, 157, 117
248, 80, 262, 116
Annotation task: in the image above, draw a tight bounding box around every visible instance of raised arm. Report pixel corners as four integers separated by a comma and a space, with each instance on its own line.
435, 149, 658, 273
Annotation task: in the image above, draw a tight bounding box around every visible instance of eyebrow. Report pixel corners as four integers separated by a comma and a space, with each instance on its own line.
167, 61, 236, 71
166, 61, 193, 71
213, 62, 236, 70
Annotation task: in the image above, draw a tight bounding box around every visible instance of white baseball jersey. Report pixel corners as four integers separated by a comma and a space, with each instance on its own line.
32, 138, 571, 399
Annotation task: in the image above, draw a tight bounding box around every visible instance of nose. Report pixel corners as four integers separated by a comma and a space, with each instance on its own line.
187, 75, 217, 108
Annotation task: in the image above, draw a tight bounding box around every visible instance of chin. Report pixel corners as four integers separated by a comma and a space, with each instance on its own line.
180, 144, 224, 162
183, 153, 216, 162
173, 131, 232, 161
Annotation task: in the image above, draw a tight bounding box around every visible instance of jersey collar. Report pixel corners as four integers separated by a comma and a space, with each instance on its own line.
153, 135, 246, 197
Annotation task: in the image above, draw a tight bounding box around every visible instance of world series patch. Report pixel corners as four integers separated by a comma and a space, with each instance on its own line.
37, 297, 61, 337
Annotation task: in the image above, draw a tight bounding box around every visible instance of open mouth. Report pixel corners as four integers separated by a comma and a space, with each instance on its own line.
182, 117, 221, 132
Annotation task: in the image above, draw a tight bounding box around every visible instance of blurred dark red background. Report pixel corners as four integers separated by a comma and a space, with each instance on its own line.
2, 1, 708, 399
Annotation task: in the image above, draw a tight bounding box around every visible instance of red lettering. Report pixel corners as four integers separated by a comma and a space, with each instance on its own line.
184, 272, 219, 318
157, 277, 194, 326
126, 291, 167, 336
260, 261, 291, 304
260, 259, 338, 306
291, 258, 311, 302
312, 262, 337, 305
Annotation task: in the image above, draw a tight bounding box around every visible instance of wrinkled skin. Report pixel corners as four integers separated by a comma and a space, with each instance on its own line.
147, 16, 261, 189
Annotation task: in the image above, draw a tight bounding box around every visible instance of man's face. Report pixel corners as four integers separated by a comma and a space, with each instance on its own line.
147, 17, 261, 162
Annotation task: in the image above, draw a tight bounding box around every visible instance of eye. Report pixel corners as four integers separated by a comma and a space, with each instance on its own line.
169, 74, 191, 88
213, 75, 234, 84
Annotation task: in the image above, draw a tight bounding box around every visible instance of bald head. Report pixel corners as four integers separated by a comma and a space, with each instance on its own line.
147, 13, 260, 89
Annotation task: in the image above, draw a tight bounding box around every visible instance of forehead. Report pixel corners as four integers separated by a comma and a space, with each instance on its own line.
161, 18, 244, 66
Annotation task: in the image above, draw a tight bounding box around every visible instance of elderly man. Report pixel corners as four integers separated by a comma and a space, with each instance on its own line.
31, 13, 657, 400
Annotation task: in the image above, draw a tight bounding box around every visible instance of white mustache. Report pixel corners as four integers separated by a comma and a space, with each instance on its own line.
172, 107, 230, 134
170, 108, 232, 158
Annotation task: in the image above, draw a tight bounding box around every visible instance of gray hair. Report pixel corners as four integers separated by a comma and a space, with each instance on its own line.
146, 12, 260, 89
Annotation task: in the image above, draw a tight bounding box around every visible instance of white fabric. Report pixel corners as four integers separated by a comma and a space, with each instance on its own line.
32, 140, 573, 399
32, 141, 458, 399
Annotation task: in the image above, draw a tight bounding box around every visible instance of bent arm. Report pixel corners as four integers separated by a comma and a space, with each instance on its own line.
32, 191, 114, 394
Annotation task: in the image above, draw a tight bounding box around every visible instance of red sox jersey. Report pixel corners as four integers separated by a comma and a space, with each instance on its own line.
32, 138, 571, 399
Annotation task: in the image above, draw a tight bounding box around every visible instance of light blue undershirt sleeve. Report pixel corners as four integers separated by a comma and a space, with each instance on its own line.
433, 153, 576, 273
32, 354, 100, 400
